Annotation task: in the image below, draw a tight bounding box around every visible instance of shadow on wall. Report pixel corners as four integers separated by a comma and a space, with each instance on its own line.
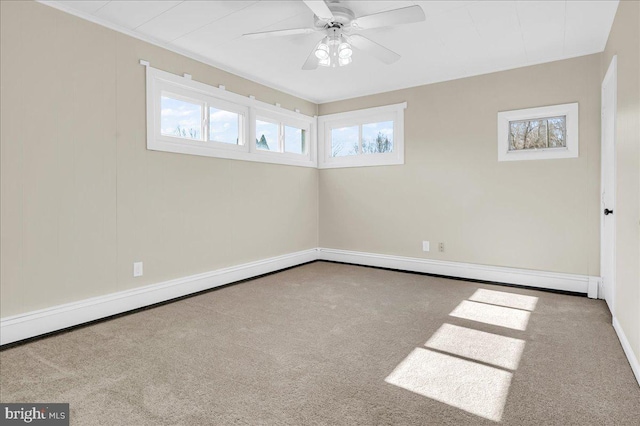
385, 288, 538, 422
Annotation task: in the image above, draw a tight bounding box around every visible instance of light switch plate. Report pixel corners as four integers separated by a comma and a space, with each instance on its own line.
422, 241, 430, 252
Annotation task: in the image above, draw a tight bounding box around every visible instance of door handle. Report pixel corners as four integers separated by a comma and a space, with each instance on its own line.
604, 208, 614, 216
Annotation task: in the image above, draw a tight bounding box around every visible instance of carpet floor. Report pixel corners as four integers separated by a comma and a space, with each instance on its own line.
1, 261, 639, 425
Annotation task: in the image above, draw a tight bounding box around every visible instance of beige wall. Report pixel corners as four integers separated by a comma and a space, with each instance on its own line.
602, 0, 640, 369
319, 55, 602, 276
0, 1, 319, 318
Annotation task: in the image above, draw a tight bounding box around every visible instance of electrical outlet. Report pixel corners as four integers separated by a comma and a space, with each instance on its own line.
422, 241, 430, 252
438, 243, 445, 252
133, 262, 143, 277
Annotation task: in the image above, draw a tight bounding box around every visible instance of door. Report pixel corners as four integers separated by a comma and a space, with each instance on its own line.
601, 55, 617, 313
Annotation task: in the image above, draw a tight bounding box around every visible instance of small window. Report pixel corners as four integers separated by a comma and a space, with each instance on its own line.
284, 126, 305, 154
161, 95, 203, 140
209, 107, 240, 145
331, 126, 359, 157
498, 103, 578, 161
318, 103, 406, 169
256, 120, 279, 151
362, 121, 394, 154
159, 92, 244, 147
253, 112, 312, 158
508, 116, 566, 151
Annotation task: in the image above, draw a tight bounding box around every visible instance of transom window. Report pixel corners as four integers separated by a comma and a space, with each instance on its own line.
318, 103, 406, 169
331, 126, 358, 157
161, 95, 203, 140
209, 107, 240, 145
254, 120, 307, 155
256, 119, 279, 151
146, 65, 406, 169
329, 121, 394, 157
253, 110, 310, 159
362, 121, 394, 154
160, 93, 244, 147
284, 126, 306, 155
146, 65, 316, 168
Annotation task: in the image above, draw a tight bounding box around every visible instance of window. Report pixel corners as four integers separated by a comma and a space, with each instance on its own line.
209, 107, 240, 145
255, 121, 307, 154
145, 65, 316, 168
498, 103, 578, 161
284, 126, 305, 154
508, 116, 566, 151
318, 103, 406, 168
254, 121, 308, 154
252, 109, 311, 160
362, 121, 393, 154
256, 120, 279, 151
153, 84, 248, 155
159, 94, 244, 146
331, 126, 358, 157
161, 95, 203, 140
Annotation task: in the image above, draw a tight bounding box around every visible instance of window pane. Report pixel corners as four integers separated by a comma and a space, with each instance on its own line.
331, 126, 359, 157
547, 117, 566, 148
284, 126, 305, 154
256, 120, 279, 151
509, 116, 566, 151
161, 96, 202, 140
362, 121, 393, 154
209, 107, 239, 145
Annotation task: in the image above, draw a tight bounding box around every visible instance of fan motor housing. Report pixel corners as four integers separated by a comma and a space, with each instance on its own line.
315, 5, 355, 28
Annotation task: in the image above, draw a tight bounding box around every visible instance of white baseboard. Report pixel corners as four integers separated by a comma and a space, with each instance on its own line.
588, 276, 601, 299
318, 248, 594, 294
0, 249, 317, 346
1, 247, 600, 347
613, 317, 640, 387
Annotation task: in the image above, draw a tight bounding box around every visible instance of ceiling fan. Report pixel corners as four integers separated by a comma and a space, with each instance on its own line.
242, 0, 426, 70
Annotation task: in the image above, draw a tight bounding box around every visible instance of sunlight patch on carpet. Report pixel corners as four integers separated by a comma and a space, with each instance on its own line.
449, 300, 530, 330
425, 323, 526, 370
469, 289, 538, 311
385, 348, 512, 422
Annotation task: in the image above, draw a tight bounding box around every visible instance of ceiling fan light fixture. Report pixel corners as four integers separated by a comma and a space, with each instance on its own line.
316, 37, 352, 67
315, 42, 329, 60
338, 56, 352, 67
338, 42, 352, 59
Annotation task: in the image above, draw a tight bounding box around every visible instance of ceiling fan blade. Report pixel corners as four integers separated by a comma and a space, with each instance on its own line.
302, 39, 324, 70
243, 27, 317, 39
346, 34, 401, 65
353, 5, 426, 30
303, 0, 334, 21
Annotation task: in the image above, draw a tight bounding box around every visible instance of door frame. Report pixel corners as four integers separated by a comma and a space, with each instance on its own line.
600, 55, 617, 313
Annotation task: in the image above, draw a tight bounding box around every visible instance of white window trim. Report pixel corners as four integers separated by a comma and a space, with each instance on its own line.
317, 102, 406, 169
497, 102, 579, 162
145, 64, 316, 168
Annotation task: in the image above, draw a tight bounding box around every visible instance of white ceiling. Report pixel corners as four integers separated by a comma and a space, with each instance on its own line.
44, 0, 619, 103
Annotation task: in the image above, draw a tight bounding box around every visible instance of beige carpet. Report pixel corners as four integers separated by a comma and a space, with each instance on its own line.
1, 261, 639, 425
